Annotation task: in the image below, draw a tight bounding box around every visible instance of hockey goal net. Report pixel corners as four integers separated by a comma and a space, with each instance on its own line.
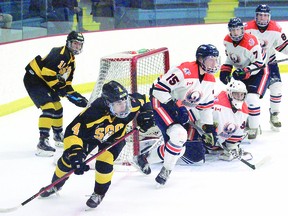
89, 47, 169, 164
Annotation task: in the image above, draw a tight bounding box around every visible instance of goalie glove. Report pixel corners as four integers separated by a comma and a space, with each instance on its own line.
137, 110, 155, 133
69, 145, 90, 175
201, 124, 217, 149
66, 92, 88, 107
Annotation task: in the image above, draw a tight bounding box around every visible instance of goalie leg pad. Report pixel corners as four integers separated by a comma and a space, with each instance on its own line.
181, 141, 206, 163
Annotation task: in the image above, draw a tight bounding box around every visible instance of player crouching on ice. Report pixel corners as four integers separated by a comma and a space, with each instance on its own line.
38, 81, 155, 209
133, 80, 252, 174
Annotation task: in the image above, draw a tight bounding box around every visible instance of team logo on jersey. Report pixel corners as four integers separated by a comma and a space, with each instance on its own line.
183, 68, 191, 75
219, 123, 238, 138
229, 53, 241, 64
248, 38, 255, 46
183, 89, 202, 107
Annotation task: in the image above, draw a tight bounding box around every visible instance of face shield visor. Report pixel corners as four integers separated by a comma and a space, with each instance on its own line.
108, 96, 132, 118
199, 56, 221, 74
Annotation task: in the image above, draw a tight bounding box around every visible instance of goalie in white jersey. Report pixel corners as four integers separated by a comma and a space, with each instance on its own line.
245, 4, 288, 131
220, 17, 269, 140
133, 80, 251, 172
147, 44, 220, 186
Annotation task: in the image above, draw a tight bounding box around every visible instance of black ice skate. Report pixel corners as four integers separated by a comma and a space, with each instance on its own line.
132, 153, 151, 175
86, 192, 105, 208
53, 131, 64, 147
39, 186, 61, 198
155, 166, 171, 186
36, 137, 55, 157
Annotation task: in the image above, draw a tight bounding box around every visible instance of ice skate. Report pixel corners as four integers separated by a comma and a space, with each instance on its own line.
247, 128, 258, 140
155, 166, 171, 186
270, 111, 281, 132
132, 153, 151, 175
36, 137, 55, 157
86, 192, 105, 209
39, 186, 61, 198
53, 131, 64, 147
219, 147, 252, 161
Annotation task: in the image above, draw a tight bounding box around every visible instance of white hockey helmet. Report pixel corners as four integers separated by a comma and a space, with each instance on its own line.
227, 80, 247, 110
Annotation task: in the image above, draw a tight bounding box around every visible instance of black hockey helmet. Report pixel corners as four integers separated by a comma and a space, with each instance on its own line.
255, 4, 271, 28
101, 81, 131, 118
66, 31, 84, 55
228, 17, 244, 42
196, 44, 220, 74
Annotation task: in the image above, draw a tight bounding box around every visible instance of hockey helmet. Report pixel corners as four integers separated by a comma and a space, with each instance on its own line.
227, 80, 247, 110
196, 44, 220, 74
228, 17, 244, 42
66, 31, 84, 55
101, 81, 131, 118
255, 4, 271, 28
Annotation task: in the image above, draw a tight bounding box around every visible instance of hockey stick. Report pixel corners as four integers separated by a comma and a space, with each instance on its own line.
0, 126, 139, 213
236, 57, 288, 74
189, 121, 268, 170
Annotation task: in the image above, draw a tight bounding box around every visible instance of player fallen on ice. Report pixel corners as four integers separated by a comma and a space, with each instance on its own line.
134, 80, 252, 174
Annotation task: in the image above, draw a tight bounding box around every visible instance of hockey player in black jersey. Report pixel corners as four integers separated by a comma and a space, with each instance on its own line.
23, 31, 88, 157
39, 81, 155, 209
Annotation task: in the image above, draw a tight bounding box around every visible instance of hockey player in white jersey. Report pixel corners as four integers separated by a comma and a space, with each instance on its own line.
220, 17, 269, 140
245, 4, 288, 131
133, 80, 251, 173
147, 44, 220, 185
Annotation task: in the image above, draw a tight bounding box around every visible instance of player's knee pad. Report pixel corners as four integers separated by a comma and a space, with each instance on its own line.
166, 124, 187, 146
182, 141, 206, 163
246, 93, 260, 108
269, 81, 282, 95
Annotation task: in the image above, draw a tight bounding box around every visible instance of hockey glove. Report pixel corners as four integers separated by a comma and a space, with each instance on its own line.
232, 68, 251, 80
201, 124, 217, 148
69, 145, 90, 175
67, 92, 88, 107
219, 71, 231, 85
137, 110, 155, 133
167, 100, 189, 124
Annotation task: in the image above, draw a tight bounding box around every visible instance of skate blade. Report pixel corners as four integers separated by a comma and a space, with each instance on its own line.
270, 125, 280, 132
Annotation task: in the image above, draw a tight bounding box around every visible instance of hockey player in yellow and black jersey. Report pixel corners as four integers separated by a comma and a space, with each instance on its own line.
23, 31, 88, 157
39, 81, 155, 209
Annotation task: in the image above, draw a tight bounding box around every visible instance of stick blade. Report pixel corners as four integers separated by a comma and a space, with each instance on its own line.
255, 155, 272, 169
0, 205, 22, 213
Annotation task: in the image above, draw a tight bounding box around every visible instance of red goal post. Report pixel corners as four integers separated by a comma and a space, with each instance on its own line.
89, 47, 170, 163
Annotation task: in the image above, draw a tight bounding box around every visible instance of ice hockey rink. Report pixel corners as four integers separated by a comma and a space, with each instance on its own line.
0, 74, 287, 216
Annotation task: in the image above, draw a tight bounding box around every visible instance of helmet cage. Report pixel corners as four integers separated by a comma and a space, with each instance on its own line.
228, 18, 244, 42
255, 4, 271, 27
227, 80, 247, 110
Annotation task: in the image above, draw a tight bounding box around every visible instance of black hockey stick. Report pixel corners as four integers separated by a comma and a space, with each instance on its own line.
189, 121, 270, 170
0, 126, 139, 213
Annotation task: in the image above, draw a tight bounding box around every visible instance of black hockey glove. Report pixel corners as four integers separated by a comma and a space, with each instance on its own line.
67, 92, 88, 107
167, 100, 189, 124
232, 68, 251, 80
201, 124, 217, 149
69, 145, 90, 175
137, 110, 155, 133
220, 71, 231, 85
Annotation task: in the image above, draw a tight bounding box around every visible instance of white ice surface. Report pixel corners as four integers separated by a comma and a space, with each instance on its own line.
0, 77, 288, 216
